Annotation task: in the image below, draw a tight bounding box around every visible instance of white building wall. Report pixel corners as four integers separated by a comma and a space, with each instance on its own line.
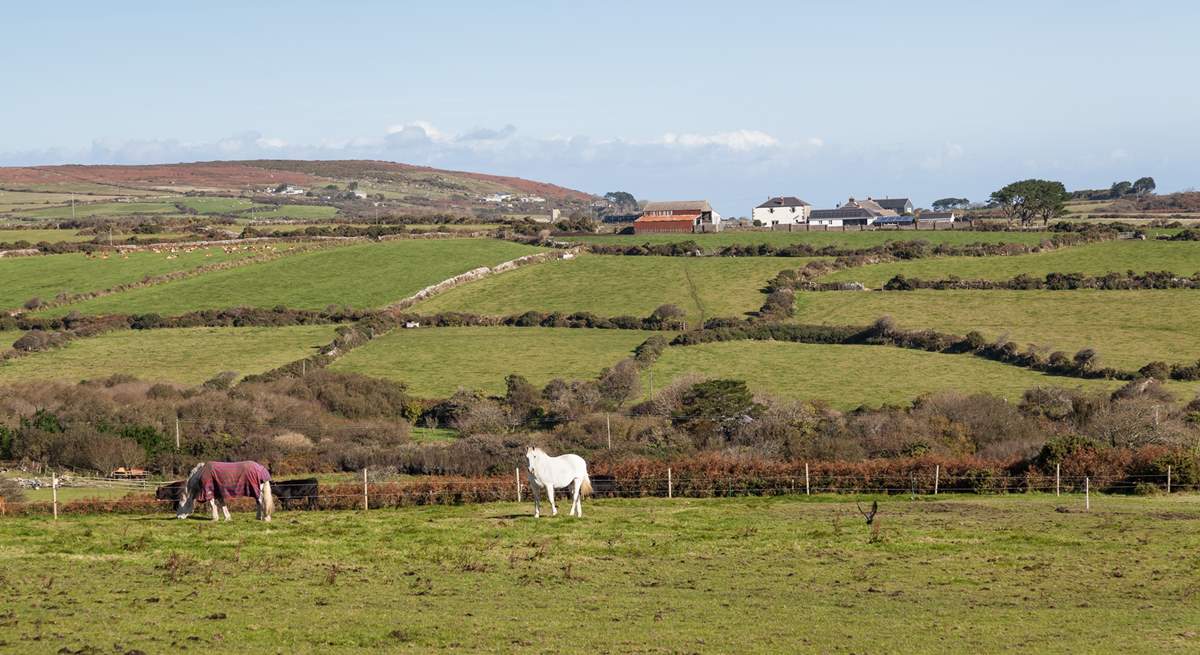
752, 205, 810, 226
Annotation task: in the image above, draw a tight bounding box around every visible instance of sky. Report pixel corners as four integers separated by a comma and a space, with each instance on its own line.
2, 1, 1198, 215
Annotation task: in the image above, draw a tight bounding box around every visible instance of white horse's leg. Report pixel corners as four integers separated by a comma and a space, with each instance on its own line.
210, 499, 219, 521
532, 481, 541, 518
547, 484, 557, 516
261, 481, 273, 522
221, 502, 232, 521
572, 478, 582, 517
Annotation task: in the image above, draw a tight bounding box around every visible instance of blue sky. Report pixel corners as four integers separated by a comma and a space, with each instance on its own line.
2, 1, 1197, 215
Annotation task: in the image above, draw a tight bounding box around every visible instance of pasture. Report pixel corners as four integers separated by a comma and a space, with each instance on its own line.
2, 495, 1198, 653
818, 240, 1200, 287
795, 289, 1200, 372
330, 326, 659, 397
416, 253, 821, 325
572, 229, 1054, 248
42, 239, 543, 316
11, 200, 180, 219
0, 325, 337, 385
646, 341, 1121, 408
0, 246, 264, 312
0, 228, 95, 243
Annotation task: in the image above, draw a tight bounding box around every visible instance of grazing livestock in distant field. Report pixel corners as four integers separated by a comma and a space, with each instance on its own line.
271, 477, 319, 510
177, 461, 273, 521
525, 447, 592, 518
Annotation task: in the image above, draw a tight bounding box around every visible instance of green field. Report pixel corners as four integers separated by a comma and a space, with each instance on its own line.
0, 190, 130, 211
44, 239, 543, 316
573, 229, 1054, 248
0, 246, 265, 311
646, 341, 1121, 408
244, 204, 339, 220
417, 253, 817, 325
795, 290, 1200, 371
12, 200, 179, 219
0, 228, 95, 243
174, 197, 255, 213
330, 326, 657, 397
0, 325, 336, 385
820, 240, 1200, 287
0, 330, 21, 350
2, 495, 1199, 653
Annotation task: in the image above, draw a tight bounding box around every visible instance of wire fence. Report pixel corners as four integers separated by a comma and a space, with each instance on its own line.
1, 464, 1195, 518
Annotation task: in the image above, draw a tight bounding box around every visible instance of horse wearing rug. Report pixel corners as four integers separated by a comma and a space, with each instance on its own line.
525, 447, 592, 518
177, 461, 273, 521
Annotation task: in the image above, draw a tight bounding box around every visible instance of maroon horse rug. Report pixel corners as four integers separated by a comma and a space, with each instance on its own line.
177, 461, 274, 521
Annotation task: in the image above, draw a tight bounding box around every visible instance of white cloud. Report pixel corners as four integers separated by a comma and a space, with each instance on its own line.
657, 129, 779, 151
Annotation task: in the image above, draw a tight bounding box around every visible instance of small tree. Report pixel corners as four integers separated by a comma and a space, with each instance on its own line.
1133, 176, 1156, 196
598, 358, 641, 408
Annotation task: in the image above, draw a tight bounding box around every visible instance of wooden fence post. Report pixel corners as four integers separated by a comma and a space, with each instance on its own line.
606, 414, 612, 449
174, 418, 181, 451
1055, 463, 1061, 497
804, 462, 810, 495
667, 467, 673, 499
362, 468, 368, 511
934, 464, 940, 495
516, 468, 522, 503
52, 473, 58, 521
1167, 465, 1172, 494
1085, 476, 1090, 511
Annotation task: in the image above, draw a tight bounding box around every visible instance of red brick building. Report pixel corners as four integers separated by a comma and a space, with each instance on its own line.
634, 200, 715, 234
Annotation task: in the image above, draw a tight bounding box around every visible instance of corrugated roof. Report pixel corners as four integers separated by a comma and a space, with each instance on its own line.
642, 200, 712, 212
755, 196, 811, 209
635, 213, 701, 223
919, 211, 956, 220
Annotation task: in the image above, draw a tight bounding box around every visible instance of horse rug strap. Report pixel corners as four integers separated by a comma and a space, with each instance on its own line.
197, 461, 271, 503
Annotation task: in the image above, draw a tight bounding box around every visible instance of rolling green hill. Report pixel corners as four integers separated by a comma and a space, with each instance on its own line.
41, 239, 543, 316
0, 325, 336, 385
417, 253, 820, 325
330, 326, 657, 397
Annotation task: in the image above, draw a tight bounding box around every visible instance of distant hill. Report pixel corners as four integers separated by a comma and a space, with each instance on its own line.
0, 159, 596, 214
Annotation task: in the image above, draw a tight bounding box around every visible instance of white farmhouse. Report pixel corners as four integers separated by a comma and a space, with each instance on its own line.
752, 196, 811, 226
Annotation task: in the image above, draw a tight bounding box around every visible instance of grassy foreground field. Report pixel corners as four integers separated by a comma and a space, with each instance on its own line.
0, 246, 264, 311
795, 290, 1200, 371
0, 326, 337, 385
820, 240, 1200, 287
2, 495, 1198, 653
417, 254, 819, 325
45, 239, 543, 316
573, 229, 1054, 248
646, 341, 1120, 407
331, 327, 658, 397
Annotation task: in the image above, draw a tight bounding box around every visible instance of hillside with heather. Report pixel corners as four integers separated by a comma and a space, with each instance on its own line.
0, 159, 597, 217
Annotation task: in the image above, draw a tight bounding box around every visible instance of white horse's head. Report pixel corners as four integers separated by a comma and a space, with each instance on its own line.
176, 462, 205, 519
525, 447, 543, 471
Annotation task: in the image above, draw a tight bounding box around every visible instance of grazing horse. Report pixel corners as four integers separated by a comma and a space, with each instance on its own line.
177, 461, 273, 521
271, 477, 320, 510
525, 447, 592, 518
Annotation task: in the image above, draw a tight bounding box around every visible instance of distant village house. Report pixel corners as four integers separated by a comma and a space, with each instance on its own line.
808, 197, 898, 227
752, 196, 811, 226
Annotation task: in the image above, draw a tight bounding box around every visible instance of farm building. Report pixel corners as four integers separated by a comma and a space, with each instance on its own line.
808, 197, 898, 227
874, 197, 913, 215
634, 200, 721, 234
751, 196, 811, 226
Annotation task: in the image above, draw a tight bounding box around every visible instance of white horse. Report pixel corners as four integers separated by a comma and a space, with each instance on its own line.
177, 461, 274, 522
525, 447, 592, 518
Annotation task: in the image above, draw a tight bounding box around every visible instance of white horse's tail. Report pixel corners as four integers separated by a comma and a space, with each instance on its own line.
580, 474, 592, 497
261, 480, 274, 520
